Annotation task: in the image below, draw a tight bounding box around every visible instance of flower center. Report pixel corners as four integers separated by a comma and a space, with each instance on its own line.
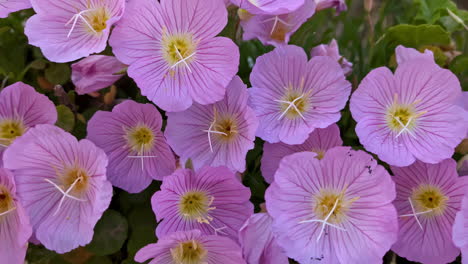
386, 94, 426, 137
312, 149, 326, 160
84, 7, 109, 33
162, 33, 197, 69
276, 90, 309, 120
412, 184, 447, 216
0, 120, 26, 146
61, 167, 89, 195
127, 125, 155, 153
170, 240, 207, 264
212, 116, 238, 141
179, 191, 212, 220
263, 16, 290, 42
314, 189, 358, 224
0, 186, 14, 215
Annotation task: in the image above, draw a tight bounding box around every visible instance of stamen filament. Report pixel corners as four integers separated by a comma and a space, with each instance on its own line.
172, 45, 195, 73
44, 178, 86, 216
275, 94, 306, 121
202, 122, 228, 153
406, 197, 425, 230
261, 16, 292, 36
0, 207, 16, 217
65, 9, 97, 38
127, 145, 157, 172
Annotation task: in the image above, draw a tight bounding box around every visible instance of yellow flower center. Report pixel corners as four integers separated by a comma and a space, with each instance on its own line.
59, 167, 89, 196
314, 189, 358, 224
0, 119, 26, 146
170, 240, 207, 264
179, 191, 213, 221
386, 94, 426, 134
278, 90, 309, 120
312, 149, 326, 160
412, 184, 447, 216
212, 115, 238, 142
162, 32, 197, 68
126, 125, 155, 153
0, 185, 14, 215
270, 19, 289, 42
84, 7, 109, 33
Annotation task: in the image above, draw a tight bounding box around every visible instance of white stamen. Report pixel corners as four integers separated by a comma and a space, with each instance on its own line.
172, 45, 195, 73
202, 122, 228, 153
44, 178, 86, 216
394, 116, 416, 138
261, 16, 292, 36
405, 197, 426, 230
127, 145, 157, 172
275, 94, 306, 121
299, 198, 346, 242
0, 207, 16, 217
65, 9, 96, 38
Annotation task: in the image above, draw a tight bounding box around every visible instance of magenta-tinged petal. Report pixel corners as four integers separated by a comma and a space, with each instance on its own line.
453, 196, 468, 264
315, 0, 347, 13
395, 45, 435, 65
135, 230, 246, 264
0, 0, 31, 18
311, 39, 352, 75
392, 160, 467, 264
0, 168, 32, 264
241, 0, 315, 47
25, 0, 125, 62
239, 213, 288, 264
165, 76, 258, 173
261, 124, 342, 183
71, 55, 125, 94
87, 100, 176, 193
249, 45, 351, 144
151, 166, 253, 242
265, 147, 397, 263
231, 0, 304, 15
3, 124, 112, 253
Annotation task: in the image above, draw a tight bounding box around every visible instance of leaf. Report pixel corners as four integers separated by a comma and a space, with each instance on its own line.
45, 63, 71, 85
413, 0, 468, 32
86, 210, 129, 256
118, 181, 160, 214
126, 205, 157, 258
55, 105, 75, 132
450, 54, 468, 91
385, 24, 451, 50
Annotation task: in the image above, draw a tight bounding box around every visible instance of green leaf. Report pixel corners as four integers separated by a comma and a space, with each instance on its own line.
126, 206, 157, 258
413, 0, 468, 32
86, 209, 129, 256
385, 24, 451, 50
45, 63, 71, 85
118, 181, 160, 214
87, 256, 113, 264
450, 54, 468, 91
55, 105, 75, 132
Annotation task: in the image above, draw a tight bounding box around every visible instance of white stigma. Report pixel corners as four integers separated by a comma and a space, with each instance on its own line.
0, 206, 16, 217
299, 198, 346, 242
127, 145, 157, 172
399, 197, 432, 231
45, 177, 86, 216
275, 94, 306, 121
202, 121, 228, 153
65, 9, 97, 38
262, 16, 292, 36
393, 116, 416, 138
171, 45, 196, 73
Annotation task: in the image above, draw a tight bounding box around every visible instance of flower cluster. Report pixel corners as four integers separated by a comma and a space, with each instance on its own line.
1, 1, 468, 264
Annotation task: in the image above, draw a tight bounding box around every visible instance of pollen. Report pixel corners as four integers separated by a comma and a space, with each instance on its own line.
179, 191, 212, 220
85, 7, 110, 33
312, 149, 326, 160
277, 89, 310, 120
314, 189, 358, 224
61, 167, 89, 195
0, 119, 26, 147
162, 32, 197, 68
412, 184, 447, 216
386, 94, 426, 137
0, 185, 14, 216
126, 125, 155, 153
170, 239, 207, 264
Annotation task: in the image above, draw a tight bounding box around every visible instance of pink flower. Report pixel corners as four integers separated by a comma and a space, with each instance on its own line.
0, 0, 31, 18
453, 195, 468, 264
311, 39, 352, 75
165, 76, 258, 173
4, 124, 113, 253
109, 0, 239, 112
249, 45, 351, 144
395, 45, 434, 65
261, 124, 342, 183
240, 0, 315, 47
71, 55, 125, 95
238, 212, 288, 264
0, 168, 32, 264
230, 0, 304, 15
152, 166, 253, 242
0, 82, 57, 165
135, 230, 246, 264
87, 100, 176, 193
25, 0, 125, 62
315, 0, 346, 13
265, 147, 398, 263
350, 48, 467, 166
391, 159, 468, 264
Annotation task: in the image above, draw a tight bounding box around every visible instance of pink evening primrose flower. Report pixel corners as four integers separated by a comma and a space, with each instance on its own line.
350, 48, 468, 167
151, 166, 253, 242
0, 0, 31, 18
315, 0, 347, 14
238, 212, 289, 264
87, 100, 176, 193
265, 147, 398, 263
109, 0, 239, 112
0, 82, 57, 166
261, 123, 342, 183
71, 55, 126, 95
0, 168, 32, 264
135, 230, 246, 264
3, 124, 113, 253
24, 0, 125, 63
395, 45, 435, 65
240, 0, 315, 47
249, 45, 351, 144
392, 159, 468, 264
165, 76, 258, 173
230, 0, 304, 15
311, 39, 353, 76
453, 193, 468, 264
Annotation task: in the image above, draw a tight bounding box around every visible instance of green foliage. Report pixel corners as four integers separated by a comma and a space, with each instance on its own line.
86, 210, 129, 256
55, 105, 75, 132
45, 63, 71, 85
